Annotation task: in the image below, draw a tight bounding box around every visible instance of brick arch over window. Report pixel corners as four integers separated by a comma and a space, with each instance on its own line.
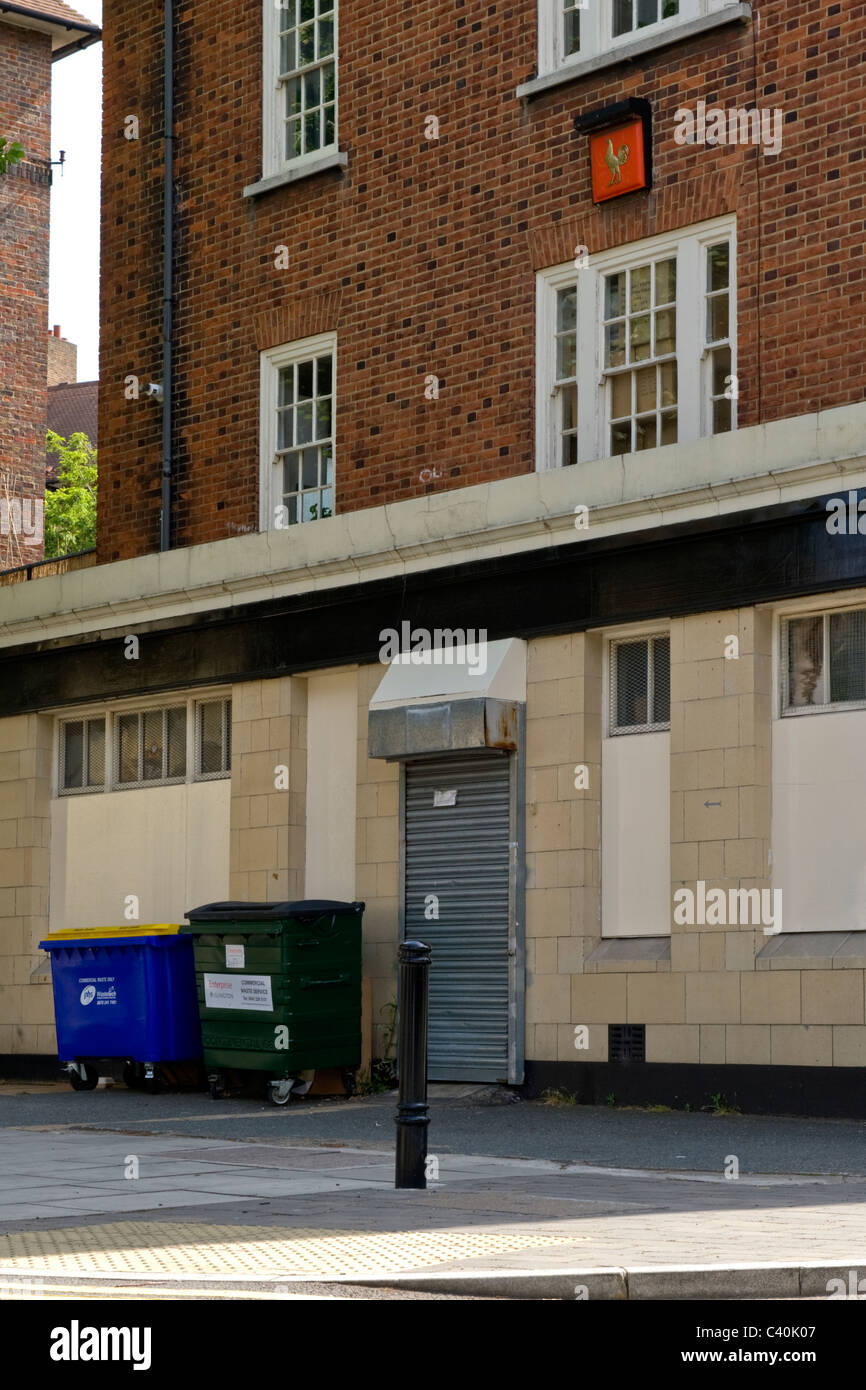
527, 166, 743, 270
253, 290, 343, 353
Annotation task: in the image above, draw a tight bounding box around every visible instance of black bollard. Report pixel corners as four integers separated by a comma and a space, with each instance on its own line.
395, 939, 431, 1189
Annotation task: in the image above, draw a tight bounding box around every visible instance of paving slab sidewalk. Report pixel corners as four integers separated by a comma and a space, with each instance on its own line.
0, 1128, 865, 1298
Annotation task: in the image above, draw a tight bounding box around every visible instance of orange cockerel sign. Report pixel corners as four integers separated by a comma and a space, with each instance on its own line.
589, 117, 647, 203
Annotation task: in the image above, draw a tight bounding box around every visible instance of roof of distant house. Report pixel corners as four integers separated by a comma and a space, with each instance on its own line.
0, 2, 101, 56
47, 380, 97, 487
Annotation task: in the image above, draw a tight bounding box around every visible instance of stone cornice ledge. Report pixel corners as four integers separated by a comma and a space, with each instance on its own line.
1, 402, 866, 647
516, 4, 752, 100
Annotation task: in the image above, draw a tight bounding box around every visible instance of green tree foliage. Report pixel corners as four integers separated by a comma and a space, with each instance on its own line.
0, 138, 24, 175
45, 431, 97, 558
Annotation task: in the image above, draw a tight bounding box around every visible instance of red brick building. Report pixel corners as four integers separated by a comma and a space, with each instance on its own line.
0, 0, 99, 571
3, 2, 866, 1108
97, 0, 863, 558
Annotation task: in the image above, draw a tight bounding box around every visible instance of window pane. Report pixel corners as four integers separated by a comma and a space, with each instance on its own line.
118, 713, 139, 783
605, 272, 625, 319
302, 447, 319, 488
654, 308, 676, 356
637, 0, 656, 26
316, 396, 332, 440
611, 421, 631, 455
630, 265, 651, 314
557, 287, 576, 332
142, 709, 164, 781
655, 258, 676, 305
316, 355, 332, 395
199, 703, 223, 775
616, 642, 649, 727
167, 707, 186, 778
660, 360, 677, 407
284, 453, 300, 494
660, 410, 678, 445
653, 638, 670, 723
611, 373, 630, 419
707, 243, 730, 291
63, 722, 84, 789
87, 719, 105, 786
278, 367, 295, 406
296, 400, 314, 443
787, 616, 824, 707
712, 398, 732, 434
561, 383, 578, 431
297, 360, 314, 400
635, 365, 656, 414
319, 18, 334, 57
557, 334, 576, 378
564, 9, 580, 54
612, 0, 633, 35
635, 415, 657, 451
605, 322, 625, 368
829, 610, 866, 704
711, 345, 731, 396
707, 295, 729, 343
298, 22, 315, 65
304, 66, 320, 108
629, 314, 651, 362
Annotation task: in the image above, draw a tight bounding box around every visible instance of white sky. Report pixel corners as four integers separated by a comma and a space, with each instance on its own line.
48, 0, 102, 381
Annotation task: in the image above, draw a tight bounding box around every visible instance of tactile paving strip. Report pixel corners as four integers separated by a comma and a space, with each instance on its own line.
0, 1222, 580, 1278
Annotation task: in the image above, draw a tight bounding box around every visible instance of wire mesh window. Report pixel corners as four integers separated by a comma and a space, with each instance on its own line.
59, 718, 106, 794
612, 0, 678, 37
276, 353, 334, 524
278, 0, 336, 162
196, 699, 232, 779
116, 706, 187, 788
604, 257, 678, 456
610, 634, 671, 733
782, 610, 866, 714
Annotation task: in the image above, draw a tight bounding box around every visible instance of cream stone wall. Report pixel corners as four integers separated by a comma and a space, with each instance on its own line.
229, 677, 307, 903
355, 663, 400, 1057
0, 714, 54, 1056
523, 611, 866, 1073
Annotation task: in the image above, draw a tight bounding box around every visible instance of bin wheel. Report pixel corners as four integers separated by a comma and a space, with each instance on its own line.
341, 1068, 357, 1099
208, 1074, 226, 1100
68, 1064, 98, 1092
267, 1079, 295, 1107
123, 1062, 144, 1090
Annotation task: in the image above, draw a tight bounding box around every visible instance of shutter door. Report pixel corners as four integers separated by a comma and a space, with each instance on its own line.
404, 752, 511, 1082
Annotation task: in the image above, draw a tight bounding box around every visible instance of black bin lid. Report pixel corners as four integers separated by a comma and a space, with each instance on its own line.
185, 900, 364, 922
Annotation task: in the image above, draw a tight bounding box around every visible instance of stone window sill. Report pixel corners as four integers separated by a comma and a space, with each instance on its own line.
243, 151, 348, 200
756, 931, 866, 970
585, 936, 671, 973
516, 5, 751, 101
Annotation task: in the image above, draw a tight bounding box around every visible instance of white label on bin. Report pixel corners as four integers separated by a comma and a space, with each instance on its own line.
225, 944, 245, 969
204, 972, 273, 1011
78, 975, 117, 1007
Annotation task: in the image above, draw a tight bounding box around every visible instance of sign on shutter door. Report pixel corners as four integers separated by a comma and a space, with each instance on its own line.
404, 753, 511, 1082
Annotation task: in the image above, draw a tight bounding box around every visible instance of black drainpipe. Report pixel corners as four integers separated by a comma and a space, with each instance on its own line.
160, 0, 174, 552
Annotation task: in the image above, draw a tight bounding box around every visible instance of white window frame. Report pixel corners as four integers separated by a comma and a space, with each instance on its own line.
263, 0, 338, 181
780, 605, 866, 719
55, 691, 232, 797
259, 332, 337, 533
607, 630, 672, 736
535, 215, 736, 472
538, 0, 735, 76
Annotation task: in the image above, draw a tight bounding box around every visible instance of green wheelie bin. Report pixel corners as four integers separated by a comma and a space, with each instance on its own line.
183, 900, 364, 1106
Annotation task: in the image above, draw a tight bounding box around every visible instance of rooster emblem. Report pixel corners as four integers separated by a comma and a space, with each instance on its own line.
604, 137, 630, 185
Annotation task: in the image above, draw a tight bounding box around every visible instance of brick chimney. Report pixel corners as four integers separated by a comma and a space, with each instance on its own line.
47, 325, 78, 387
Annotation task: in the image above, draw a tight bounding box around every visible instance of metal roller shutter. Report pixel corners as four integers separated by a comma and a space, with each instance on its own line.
404, 752, 511, 1082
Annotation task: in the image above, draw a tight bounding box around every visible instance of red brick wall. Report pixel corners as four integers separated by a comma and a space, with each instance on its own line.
97, 0, 866, 563
0, 21, 51, 570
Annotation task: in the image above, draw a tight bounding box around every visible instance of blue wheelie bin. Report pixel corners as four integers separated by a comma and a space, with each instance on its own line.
39, 925, 202, 1092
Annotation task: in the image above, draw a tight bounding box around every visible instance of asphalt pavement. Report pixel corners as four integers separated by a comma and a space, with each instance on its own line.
4, 1080, 866, 1176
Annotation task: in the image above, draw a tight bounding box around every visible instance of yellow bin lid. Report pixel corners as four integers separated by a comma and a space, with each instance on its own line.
42, 924, 184, 940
